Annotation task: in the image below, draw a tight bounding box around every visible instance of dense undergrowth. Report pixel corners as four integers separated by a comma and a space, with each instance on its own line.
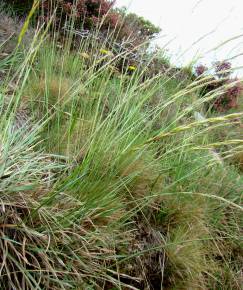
0, 5, 243, 290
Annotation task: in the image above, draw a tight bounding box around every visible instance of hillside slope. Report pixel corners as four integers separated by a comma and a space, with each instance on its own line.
0, 9, 242, 290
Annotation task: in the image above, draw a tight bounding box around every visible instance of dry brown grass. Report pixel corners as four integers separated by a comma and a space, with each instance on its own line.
0, 11, 33, 55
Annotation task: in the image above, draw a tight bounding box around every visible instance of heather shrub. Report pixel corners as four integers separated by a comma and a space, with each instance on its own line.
195, 60, 242, 112
214, 60, 232, 78
41, 0, 118, 30
195, 64, 208, 77
5, 0, 119, 31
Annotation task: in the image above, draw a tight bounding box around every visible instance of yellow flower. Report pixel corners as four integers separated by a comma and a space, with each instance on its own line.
100, 49, 113, 57
128, 65, 136, 71
100, 49, 109, 55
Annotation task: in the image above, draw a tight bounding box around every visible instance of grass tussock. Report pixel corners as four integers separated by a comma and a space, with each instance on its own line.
0, 8, 242, 290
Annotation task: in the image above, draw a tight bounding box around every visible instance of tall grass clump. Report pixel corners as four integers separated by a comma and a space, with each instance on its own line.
0, 4, 242, 289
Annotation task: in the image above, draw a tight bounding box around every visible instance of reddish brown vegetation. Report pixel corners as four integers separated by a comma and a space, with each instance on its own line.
195, 61, 242, 112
